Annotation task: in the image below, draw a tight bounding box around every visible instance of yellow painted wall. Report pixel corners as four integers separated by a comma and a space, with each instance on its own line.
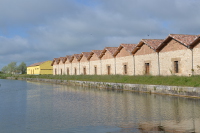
27, 61, 53, 75
27, 66, 40, 75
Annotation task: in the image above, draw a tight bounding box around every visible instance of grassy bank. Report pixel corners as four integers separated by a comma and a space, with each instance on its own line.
9, 74, 200, 87
0, 73, 12, 79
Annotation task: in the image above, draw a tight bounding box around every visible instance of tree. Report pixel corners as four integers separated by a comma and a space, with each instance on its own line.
18, 62, 27, 74
1, 62, 27, 74
1, 66, 8, 73
7, 62, 17, 74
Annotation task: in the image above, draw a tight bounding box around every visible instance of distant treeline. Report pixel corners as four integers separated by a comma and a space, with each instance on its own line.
1, 62, 27, 74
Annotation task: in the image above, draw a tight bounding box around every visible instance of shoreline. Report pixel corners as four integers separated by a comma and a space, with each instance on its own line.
7, 77, 200, 98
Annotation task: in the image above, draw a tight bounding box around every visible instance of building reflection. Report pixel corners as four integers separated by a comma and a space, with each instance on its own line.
25, 81, 200, 132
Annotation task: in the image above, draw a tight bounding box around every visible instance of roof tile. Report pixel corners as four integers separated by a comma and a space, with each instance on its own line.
169, 34, 199, 46
28, 61, 48, 67
92, 50, 103, 57
120, 44, 137, 53
141, 39, 164, 50
105, 47, 118, 55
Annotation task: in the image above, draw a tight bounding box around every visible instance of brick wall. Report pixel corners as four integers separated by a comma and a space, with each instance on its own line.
79, 56, 90, 75
101, 51, 115, 75
191, 42, 200, 75
65, 60, 71, 75
134, 44, 159, 75
159, 39, 192, 76
115, 48, 134, 75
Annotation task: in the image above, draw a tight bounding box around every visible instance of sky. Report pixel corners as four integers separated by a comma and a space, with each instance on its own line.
0, 0, 200, 69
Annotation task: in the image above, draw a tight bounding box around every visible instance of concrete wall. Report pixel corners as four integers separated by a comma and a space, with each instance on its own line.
28, 61, 53, 75
27, 66, 40, 75
40, 61, 53, 75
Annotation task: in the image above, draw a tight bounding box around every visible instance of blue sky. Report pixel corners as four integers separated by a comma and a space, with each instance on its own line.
0, 0, 200, 69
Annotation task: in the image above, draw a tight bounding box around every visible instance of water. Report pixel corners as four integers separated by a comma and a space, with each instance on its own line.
0, 79, 200, 133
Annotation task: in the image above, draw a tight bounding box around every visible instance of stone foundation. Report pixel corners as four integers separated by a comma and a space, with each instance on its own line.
7, 77, 200, 98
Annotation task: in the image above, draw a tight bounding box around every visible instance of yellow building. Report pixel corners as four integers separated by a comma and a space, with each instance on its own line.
27, 61, 53, 75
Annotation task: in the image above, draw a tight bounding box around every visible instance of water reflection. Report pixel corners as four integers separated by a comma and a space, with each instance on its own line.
0, 79, 200, 133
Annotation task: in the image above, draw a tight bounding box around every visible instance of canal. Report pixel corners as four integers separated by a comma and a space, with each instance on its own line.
0, 79, 199, 133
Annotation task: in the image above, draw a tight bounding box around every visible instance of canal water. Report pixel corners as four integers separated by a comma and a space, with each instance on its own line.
0, 79, 200, 133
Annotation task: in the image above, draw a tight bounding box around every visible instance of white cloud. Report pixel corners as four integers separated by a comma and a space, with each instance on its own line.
0, 0, 200, 69
0, 36, 29, 55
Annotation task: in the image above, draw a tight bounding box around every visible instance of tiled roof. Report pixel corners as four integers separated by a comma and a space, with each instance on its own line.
105, 47, 118, 55
73, 54, 81, 61
51, 58, 59, 66
156, 34, 200, 51
120, 44, 137, 53
114, 44, 137, 56
65, 55, 72, 61
141, 39, 164, 50
55, 58, 60, 64
59, 57, 67, 63
99, 47, 118, 58
82, 52, 91, 59
78, 52, 91, 61
169, 34, 199, 46
28, 61, 47, 67
92, 50, 103, 57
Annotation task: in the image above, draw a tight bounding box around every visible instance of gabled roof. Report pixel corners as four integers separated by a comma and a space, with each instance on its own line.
114, 44, 137, 56
79, 52, 91, 61
65, 55, 72, 62
51, 58, 60, 66
88, 50, 103, 59
99, 47, 118, 58
70, 54, 80, 62
91, 50, 103, 57
29, 61, 49, 67
59, 57, 67, 63
157, 34, 199, 51
132, 39, 163, 54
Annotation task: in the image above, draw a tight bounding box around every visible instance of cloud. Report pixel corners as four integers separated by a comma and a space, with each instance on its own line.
0, 0, 200, 69
0, 36, 29, 55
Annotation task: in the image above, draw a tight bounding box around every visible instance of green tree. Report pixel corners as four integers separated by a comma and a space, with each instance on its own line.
1, 66, 8, 73
7, 62, 17, 74
18, 62, 27, 74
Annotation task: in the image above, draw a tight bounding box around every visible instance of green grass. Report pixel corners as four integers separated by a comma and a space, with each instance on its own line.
0, 73, 12, 79
8, 74, 200, 87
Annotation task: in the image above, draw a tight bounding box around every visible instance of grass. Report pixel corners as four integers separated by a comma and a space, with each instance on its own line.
0, 73, 12, 79
7, 74, 200, 87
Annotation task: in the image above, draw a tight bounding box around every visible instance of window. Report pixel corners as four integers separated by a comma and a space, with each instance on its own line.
67, 68, 69, 75
94, 66, 97, 75
83, 67, 86, 75
107, 66, 111, 75
55, 69, 57, 75
174, 61, 179, 73
124, 65, 127, 75
145, 63, 150, 75
74, 68, 77, 75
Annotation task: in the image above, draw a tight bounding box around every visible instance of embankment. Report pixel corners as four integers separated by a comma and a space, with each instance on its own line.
7, 77, 200, 98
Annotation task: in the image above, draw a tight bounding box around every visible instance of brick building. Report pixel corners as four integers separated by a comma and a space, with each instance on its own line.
52, 34, 200, 76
